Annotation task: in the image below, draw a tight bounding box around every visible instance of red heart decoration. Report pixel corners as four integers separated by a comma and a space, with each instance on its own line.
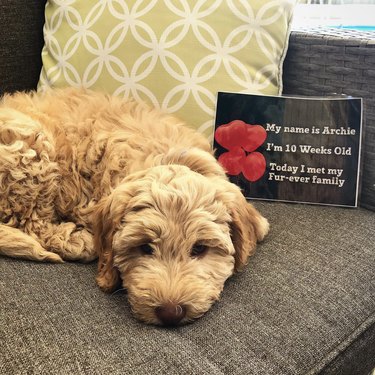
214, 120, 267, 152
218, 146, 246, 176
242, 125, 267, 152
214, 120, 247, 151
241, 152, 266, 182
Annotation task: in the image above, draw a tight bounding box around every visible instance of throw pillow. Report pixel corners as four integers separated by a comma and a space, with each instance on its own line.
39, 0, 295, 137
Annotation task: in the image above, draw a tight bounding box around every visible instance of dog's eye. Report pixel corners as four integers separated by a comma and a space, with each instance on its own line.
191, 244, 208, 257
139, 244, 154, 255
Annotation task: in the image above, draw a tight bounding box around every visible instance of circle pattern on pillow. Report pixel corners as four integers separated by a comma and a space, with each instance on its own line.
39, 0, 295, 137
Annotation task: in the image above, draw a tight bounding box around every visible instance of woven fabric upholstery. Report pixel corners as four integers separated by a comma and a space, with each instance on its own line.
1, 8, 375, 375
0, 0, 46, 95
283, 28, 375, 211
1, 202, 374, 375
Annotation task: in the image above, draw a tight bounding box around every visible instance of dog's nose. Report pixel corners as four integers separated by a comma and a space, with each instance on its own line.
155, 302, 186, 326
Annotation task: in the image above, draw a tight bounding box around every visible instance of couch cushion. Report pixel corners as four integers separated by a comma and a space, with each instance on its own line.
1, 202, 374, 374
38, 0, 295, 137
282, 28, 375, 212
0, 0, 46, 95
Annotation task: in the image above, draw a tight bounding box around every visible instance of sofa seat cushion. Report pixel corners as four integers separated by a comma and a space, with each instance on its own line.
1, 202, 374, 375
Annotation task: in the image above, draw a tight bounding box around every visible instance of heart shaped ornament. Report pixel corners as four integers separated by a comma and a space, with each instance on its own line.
241, 152, 266, 182
218, 146, 246, 176
242, 125, 267, 152
214, 120, 267, 152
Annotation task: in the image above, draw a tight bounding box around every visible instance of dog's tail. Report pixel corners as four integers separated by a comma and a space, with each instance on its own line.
0, 224, 63, 262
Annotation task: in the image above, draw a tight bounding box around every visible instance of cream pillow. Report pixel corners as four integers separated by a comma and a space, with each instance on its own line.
39, 0, 295, 137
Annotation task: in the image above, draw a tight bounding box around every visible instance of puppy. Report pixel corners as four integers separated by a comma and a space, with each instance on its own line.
0, 88, 269, 325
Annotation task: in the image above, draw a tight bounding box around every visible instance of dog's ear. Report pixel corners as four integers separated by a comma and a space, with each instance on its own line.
93, 195, 121, 293
230, 198, 267, 271
93, 174, 146, 292
216, 180, 269, 272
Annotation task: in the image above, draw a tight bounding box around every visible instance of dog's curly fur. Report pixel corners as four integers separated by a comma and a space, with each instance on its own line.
0, 88, 269, 325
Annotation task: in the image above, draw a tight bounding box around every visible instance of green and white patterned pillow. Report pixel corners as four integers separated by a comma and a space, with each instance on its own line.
39, 0, 295, 137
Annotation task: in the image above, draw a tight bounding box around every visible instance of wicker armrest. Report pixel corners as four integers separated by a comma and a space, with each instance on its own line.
283, 27, 375, 211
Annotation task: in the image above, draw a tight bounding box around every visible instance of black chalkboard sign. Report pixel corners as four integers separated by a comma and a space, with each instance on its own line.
214, 92, 362, 207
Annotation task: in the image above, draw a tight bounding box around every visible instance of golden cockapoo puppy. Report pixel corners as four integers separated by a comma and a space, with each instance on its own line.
0, 88, 269, 326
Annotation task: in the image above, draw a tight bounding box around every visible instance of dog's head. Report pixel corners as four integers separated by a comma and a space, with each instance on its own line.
94, 164, 268, 326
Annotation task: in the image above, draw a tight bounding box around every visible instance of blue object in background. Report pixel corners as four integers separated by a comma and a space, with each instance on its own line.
333, 25, 375, 31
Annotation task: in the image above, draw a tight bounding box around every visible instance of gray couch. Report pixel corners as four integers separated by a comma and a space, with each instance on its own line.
1, 2, 374, 374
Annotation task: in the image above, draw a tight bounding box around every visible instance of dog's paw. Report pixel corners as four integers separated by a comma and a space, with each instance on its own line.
256, 216, 270, 242
39, 251, 64, 263
46, 223, 96, 262
67, 228, 96, 262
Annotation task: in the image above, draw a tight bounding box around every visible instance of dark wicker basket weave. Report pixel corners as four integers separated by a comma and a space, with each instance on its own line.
283, 27, 375, 210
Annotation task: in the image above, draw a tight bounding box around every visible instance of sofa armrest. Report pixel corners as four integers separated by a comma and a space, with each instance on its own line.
0, 0, 47, 95
283, 28, 375, 211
